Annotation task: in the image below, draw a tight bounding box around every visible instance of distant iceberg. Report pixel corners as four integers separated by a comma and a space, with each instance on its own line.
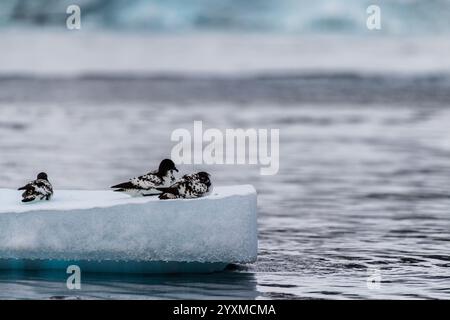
1, 0, 449, 35
0, 186, 257, 273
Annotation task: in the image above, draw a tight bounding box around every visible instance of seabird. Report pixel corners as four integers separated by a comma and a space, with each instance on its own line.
111, 159, 178, 196
158, 171, 212, 200
18, 172, 54, 203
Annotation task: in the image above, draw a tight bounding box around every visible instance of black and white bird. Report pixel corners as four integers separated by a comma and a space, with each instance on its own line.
18, 172, 54, 203
111, 159, 179, 196
158, 171, 212, 200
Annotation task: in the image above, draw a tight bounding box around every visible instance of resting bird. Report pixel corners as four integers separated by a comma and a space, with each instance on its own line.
111, 159, 178, 196
18, 172, 53, 203
158, 172, 212, 200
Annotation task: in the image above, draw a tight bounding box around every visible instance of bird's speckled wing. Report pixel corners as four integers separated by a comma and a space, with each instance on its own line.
130, 171, 163, 189
34, 179, 53, 196
161, 173, 210, 199
21, 179, 53, 201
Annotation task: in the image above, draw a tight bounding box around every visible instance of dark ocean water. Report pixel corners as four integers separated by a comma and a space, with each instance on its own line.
0, 74, 450, 299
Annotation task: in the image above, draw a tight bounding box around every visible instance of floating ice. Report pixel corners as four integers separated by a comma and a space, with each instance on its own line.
0, 186, 257, 273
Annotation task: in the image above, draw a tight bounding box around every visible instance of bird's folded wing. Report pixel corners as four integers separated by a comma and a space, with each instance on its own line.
130, 174, 161, 189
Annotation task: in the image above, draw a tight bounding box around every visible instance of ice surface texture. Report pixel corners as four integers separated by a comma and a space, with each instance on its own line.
0, 186, 257, 263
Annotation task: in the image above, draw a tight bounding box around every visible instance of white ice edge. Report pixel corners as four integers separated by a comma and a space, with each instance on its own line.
0, 185, 258, 264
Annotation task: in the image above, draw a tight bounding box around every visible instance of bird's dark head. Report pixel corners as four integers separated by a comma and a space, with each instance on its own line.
159, 159, 178, 174
37, 172, 48, 181
197, 172, 211, 186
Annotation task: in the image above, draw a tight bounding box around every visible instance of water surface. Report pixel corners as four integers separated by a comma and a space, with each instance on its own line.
0, 74, 449, 299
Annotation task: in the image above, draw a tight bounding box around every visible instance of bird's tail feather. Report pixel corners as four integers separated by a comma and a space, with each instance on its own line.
156, 187, 178, 193
159, 193, 178, 200
111, 182, 134, 189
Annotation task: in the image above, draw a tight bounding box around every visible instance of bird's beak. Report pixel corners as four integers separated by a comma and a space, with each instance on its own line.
174, 168, 179, 172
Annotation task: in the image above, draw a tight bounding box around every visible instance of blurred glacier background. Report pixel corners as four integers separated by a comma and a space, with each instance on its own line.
1, 0, 450, 299
1, 0, 450, 33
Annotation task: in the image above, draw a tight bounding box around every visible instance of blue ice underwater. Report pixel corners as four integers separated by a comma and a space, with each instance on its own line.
0, 186, 257, 274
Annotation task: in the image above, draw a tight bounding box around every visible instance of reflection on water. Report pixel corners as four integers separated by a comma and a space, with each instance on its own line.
0, 269, 258, 300
0, 75, 450, 299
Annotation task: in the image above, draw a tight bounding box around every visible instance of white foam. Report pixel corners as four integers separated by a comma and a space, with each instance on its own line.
0, 186, 257, 263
